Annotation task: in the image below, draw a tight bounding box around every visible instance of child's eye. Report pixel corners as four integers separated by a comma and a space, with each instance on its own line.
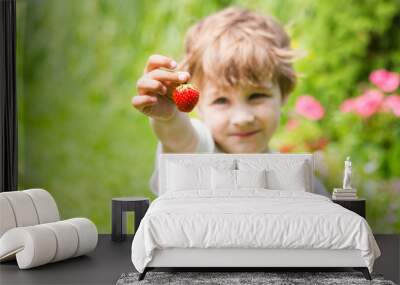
249, 93, 270, 100
212, 97, 229, 105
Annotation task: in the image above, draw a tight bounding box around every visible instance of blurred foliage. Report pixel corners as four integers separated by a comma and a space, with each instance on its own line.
16, 0, 399, 233
271, 77, 400, 233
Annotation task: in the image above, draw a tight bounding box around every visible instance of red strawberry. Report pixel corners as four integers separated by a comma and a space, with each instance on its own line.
172, 84, 200, 112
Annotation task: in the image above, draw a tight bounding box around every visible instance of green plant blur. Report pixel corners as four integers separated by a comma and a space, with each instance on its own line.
16, 0, 400, 233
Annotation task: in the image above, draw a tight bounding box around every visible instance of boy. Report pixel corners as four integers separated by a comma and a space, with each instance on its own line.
132, 7, 327, 196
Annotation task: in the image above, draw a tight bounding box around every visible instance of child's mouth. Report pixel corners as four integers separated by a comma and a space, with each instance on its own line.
230, 130, 261, 138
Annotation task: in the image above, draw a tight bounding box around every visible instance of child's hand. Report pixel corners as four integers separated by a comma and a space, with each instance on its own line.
132, 54, 190, 121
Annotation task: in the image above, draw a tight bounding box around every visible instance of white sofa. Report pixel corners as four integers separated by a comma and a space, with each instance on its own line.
0, 188, 98, 269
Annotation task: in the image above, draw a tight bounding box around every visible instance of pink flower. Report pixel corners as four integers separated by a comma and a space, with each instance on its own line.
295, 95, 325, 120
369, 69, 400, 93
354, 89, 384, 118
381, 95, 400, 117
340, 98, 356, 113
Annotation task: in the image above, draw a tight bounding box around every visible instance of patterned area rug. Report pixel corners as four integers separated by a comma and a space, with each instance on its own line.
116, 271, 396, 285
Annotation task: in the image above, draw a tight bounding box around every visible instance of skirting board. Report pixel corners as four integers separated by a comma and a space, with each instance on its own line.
147, 248, 366, 267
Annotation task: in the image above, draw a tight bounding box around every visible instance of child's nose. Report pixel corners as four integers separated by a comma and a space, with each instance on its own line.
230, 107, 256, 127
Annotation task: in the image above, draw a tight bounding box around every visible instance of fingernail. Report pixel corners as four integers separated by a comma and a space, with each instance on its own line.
162, 86, 167, 94
178, 72, 188, 82
170, 61, 177, 69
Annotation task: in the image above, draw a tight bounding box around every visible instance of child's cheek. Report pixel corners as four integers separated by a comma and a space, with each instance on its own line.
256, 103, 280, 135
204, 108, 227, 134
262, 101, 281, 119
212, 111, 226, 128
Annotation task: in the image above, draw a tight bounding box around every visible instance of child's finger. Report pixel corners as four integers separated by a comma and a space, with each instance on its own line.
163, 80, 182, 92
137, 77, 167, 95
164, 80, 180, 90
131, 94, 157, 110
147, 69, 190, 85
144, 54, 177, 73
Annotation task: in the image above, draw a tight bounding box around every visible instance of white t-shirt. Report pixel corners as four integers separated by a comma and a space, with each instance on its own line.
149, 118, 328, 197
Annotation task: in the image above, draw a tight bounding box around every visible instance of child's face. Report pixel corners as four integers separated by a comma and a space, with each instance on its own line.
196, 80, 283, 153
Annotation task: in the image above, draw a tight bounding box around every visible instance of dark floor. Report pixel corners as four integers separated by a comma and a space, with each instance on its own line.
0, 234, 399, 285
0, 235, 135, 285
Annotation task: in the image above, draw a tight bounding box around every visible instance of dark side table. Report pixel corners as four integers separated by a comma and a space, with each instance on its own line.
332, 198, 366, 218
112, 197, 150, 242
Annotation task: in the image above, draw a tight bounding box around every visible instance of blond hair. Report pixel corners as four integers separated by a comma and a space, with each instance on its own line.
180, 6, 298, 100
